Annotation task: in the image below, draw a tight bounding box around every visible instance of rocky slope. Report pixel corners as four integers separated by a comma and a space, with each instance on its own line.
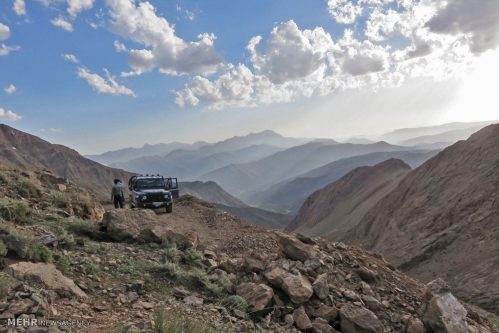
0, 124, 132, 198
0, 166, 496, 332
287, 159, 411, 240
345, 123, 499, 314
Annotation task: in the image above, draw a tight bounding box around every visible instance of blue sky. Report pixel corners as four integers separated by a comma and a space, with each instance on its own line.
0, 0, 498, 154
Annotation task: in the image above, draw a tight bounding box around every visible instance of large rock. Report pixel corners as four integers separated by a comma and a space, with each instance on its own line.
236, 282, 273, 312
276, 232, 319, 262
265, 266, 313, 304
103, 209, 195, 248
422, 279, 469, 333
339, 304, 383, 333
103, 209, 157, 241
7, 262, 87, 299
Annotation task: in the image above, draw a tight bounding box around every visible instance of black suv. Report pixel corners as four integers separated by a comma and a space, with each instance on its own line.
128, 175, 177, 213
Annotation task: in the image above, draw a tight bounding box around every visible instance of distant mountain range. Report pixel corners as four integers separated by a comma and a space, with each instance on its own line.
380, 120, 498, 144
245, 150, 437, 213
290, 123, 499, 313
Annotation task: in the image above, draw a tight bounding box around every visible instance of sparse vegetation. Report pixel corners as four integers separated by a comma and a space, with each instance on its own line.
181, 248, 203, 268
81, 258, 99, 276
151, 310, 217, 333
56, 255, 71, 274
0, 199, 35, 225
15, 180, 42, 199
1, 230, 52, 262
221, 295, 249, 313
64, 218, 99, 238
0, 239, 7, 257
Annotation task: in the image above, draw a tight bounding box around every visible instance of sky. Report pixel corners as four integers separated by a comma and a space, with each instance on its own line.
0, 0, 498, 154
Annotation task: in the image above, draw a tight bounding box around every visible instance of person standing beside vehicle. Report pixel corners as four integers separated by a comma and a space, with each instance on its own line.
111, 179, 125, 208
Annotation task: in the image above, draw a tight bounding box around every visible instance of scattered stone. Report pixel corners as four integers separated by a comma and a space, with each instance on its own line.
357, 267, 378, 283
405, 317, 426, 333
244, 257, 265, 273
312, 274, 329, 300
339, 303, 383, 333
265, 266, 313, 304
184, 295, 204, 306
312, 318, 338, 333
362, 295, 383, 311
172, 286, 190, 299
312, 304, 339, 321
293, 306, 312, 330
276, 232, 319, 262
8, 298, 34, 315
236, 282, 273, 312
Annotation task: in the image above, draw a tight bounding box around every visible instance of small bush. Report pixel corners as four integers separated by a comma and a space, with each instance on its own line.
221, 295, 248, 313
81, 259, 99, 276
181, 248, 203, 268
1, 230, 53, 262
65, 219, 99, 239
0, 273, 16, 300
0, 240, 7, 257
162, 246, 180, 265
48, 225, 76, 250
0, 172, 8, 185
51, 192, 70, 209
15, 181, 42, 199
152, 310, 216, 333
0, 200, 35, 225
56, 256, 71, 274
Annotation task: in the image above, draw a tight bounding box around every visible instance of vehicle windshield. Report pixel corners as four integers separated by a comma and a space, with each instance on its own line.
135, 178, 166, 189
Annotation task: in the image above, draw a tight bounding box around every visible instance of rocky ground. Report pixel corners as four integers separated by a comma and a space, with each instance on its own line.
0, 167, 497, 332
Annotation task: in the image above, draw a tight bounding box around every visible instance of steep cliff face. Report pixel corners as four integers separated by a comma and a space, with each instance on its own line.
345, 124, 499, 313
288, 159, 411, 240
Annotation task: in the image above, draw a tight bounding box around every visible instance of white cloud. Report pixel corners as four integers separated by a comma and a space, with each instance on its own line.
113, 40, 127, 52
426, 0, 499, 54
13, 0, 26, 16
51, 17, 74, 32
62, 53, 79, 63
247, 20, 334, 84
0, 23, 10, 41
4, 84, 16, 95
77, 67, 136, 97
327, 0, 363, 24
0, 44, 20, 56
0, 107, 22, 121
105, 0, 224, 76
41, 127, 64, 133
67, 0, 95, 18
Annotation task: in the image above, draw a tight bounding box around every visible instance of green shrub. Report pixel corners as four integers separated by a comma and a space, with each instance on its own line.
162, 246, 180, 265
0, 172, 7, 185
15, 181, 42, 199
181, 248, 202, 268
51, 192, 70, 209
221, 295, 248, 313
81, 259, 99, 276
0, 200, 35, 225
0, 240, 7, 257
48, 225, 76, 250
1, 230, 52, 262
65, 219, 99, 238
56, 256, 71, 274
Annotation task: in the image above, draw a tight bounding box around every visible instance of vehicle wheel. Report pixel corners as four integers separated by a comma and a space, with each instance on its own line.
166, 203, 173, 213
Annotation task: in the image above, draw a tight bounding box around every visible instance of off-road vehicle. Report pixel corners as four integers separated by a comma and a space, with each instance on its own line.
128, 175, 177, 213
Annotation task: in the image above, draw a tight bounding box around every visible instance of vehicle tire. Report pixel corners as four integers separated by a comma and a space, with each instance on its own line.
166, 203, 173, 214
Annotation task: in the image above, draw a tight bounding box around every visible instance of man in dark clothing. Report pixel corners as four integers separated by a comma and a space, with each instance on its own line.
111, 179, 125, 208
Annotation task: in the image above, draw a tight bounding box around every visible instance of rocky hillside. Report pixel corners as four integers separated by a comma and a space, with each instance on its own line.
345, 123, 499, 314
0, 124, 132, 198
180, 181, 248, 208
287, 159, 411, 240
0, 166, 496, 332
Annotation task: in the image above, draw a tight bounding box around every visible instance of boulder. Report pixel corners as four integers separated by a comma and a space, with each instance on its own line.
312, 274, 329, 300
422, 279, 469, 333
236, 282, 273, 312
265, 266, 313, 304
276, 232, 319, 262
7, 262, 87, 299
103, 209, 157, 241
293, 306, 312, 330
339, 304, 383, 333
103, 209, 195, 248
356, 267, 378, 283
